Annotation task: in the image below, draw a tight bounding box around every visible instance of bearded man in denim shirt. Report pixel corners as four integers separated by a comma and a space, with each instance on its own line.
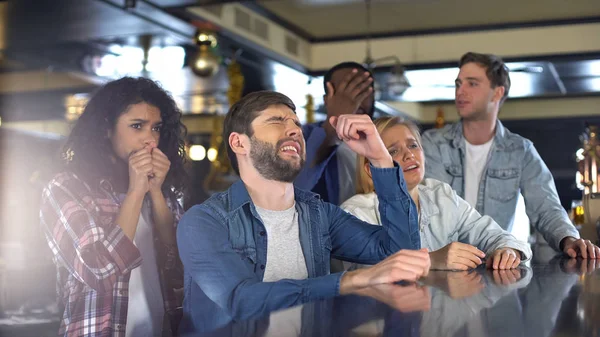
421, 52, 600, 260
177, 91, 430, 334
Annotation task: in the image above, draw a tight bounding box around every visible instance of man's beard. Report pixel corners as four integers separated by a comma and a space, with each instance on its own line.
249, 136, 304, 182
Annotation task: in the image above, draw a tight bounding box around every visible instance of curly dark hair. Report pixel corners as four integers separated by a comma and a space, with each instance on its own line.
63, 77, 187, 196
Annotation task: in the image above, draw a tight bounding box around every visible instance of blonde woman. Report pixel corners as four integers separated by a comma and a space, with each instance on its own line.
341, 117, 531, 271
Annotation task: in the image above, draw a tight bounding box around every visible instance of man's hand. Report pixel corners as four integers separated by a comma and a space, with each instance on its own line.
315, 70, 373, 162
340, 249, 430, 294
561, 237, 600, 259
486, 248, 521, 270
330, 114, 392, 168
429, 242, 486, 270
325, 69, 373, 120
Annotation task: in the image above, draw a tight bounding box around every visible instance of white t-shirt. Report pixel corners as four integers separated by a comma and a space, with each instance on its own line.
464, 138, 494, 208
463, 139, 530, 242
125, 201, 165, 337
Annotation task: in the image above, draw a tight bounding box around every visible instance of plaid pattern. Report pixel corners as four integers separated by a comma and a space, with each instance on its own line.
40, 172, 184, 337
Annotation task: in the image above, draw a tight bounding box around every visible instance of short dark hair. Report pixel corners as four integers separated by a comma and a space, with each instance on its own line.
223, 91, 296, 175
323, 61, 372, 95
459, 52, 511, 103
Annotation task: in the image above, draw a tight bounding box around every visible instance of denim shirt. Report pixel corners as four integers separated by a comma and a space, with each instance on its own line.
294, 122, 357, 205
176, 163, 420, 334
340, 178, 533, 269
420, 120, 579, 251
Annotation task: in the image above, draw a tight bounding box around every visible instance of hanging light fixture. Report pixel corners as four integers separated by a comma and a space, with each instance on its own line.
362, 0, 410, 97
64, 93, 89, 122
190, 30, 220, 78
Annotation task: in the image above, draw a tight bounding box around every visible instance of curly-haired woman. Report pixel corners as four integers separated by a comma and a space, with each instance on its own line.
40, 77, 187, 337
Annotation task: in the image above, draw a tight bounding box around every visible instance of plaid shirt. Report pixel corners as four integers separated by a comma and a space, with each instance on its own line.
40, 171, 184, 337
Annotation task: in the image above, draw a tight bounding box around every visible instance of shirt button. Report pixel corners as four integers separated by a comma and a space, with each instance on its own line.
260, 231, 266, 236
260, 265, 265, 270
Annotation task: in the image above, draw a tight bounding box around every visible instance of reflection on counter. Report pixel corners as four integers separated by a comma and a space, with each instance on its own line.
182, 258, 599, 337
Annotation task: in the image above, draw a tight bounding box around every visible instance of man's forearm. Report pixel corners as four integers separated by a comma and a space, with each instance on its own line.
371, 164, 421, 250
313, 124, 340, 165
314, 142, 337, 166
369, 156, 394, 169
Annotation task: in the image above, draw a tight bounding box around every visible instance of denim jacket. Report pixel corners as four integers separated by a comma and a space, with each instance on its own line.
420, 120, 579, 251
341, 179, 532, 271
176, 163, 420, 334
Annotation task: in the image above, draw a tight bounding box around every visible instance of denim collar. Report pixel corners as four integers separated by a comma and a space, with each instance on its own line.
228, 179, 321, 212
444, 119, 511, 151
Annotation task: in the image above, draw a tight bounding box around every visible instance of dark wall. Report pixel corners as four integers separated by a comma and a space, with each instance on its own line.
421, 116, 600, 210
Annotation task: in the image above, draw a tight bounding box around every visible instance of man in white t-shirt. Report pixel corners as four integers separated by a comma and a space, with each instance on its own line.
421, 52, 599, 259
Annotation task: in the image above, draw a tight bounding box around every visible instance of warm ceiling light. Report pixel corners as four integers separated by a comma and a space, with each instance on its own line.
189, 145, 206, 161
190, 30, 220, 78
385, 62, 411, 96
207, 147, 218, 162
64, 94, 89, 122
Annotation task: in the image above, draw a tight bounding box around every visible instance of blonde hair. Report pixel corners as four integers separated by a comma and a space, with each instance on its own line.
356, 117, 422, 194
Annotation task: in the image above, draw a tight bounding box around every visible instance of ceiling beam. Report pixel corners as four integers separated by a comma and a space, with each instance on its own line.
310, 23, 600, 71
184, 3, 600, 73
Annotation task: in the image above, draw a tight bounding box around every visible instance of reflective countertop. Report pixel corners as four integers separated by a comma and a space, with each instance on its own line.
186, 256, 600, 337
